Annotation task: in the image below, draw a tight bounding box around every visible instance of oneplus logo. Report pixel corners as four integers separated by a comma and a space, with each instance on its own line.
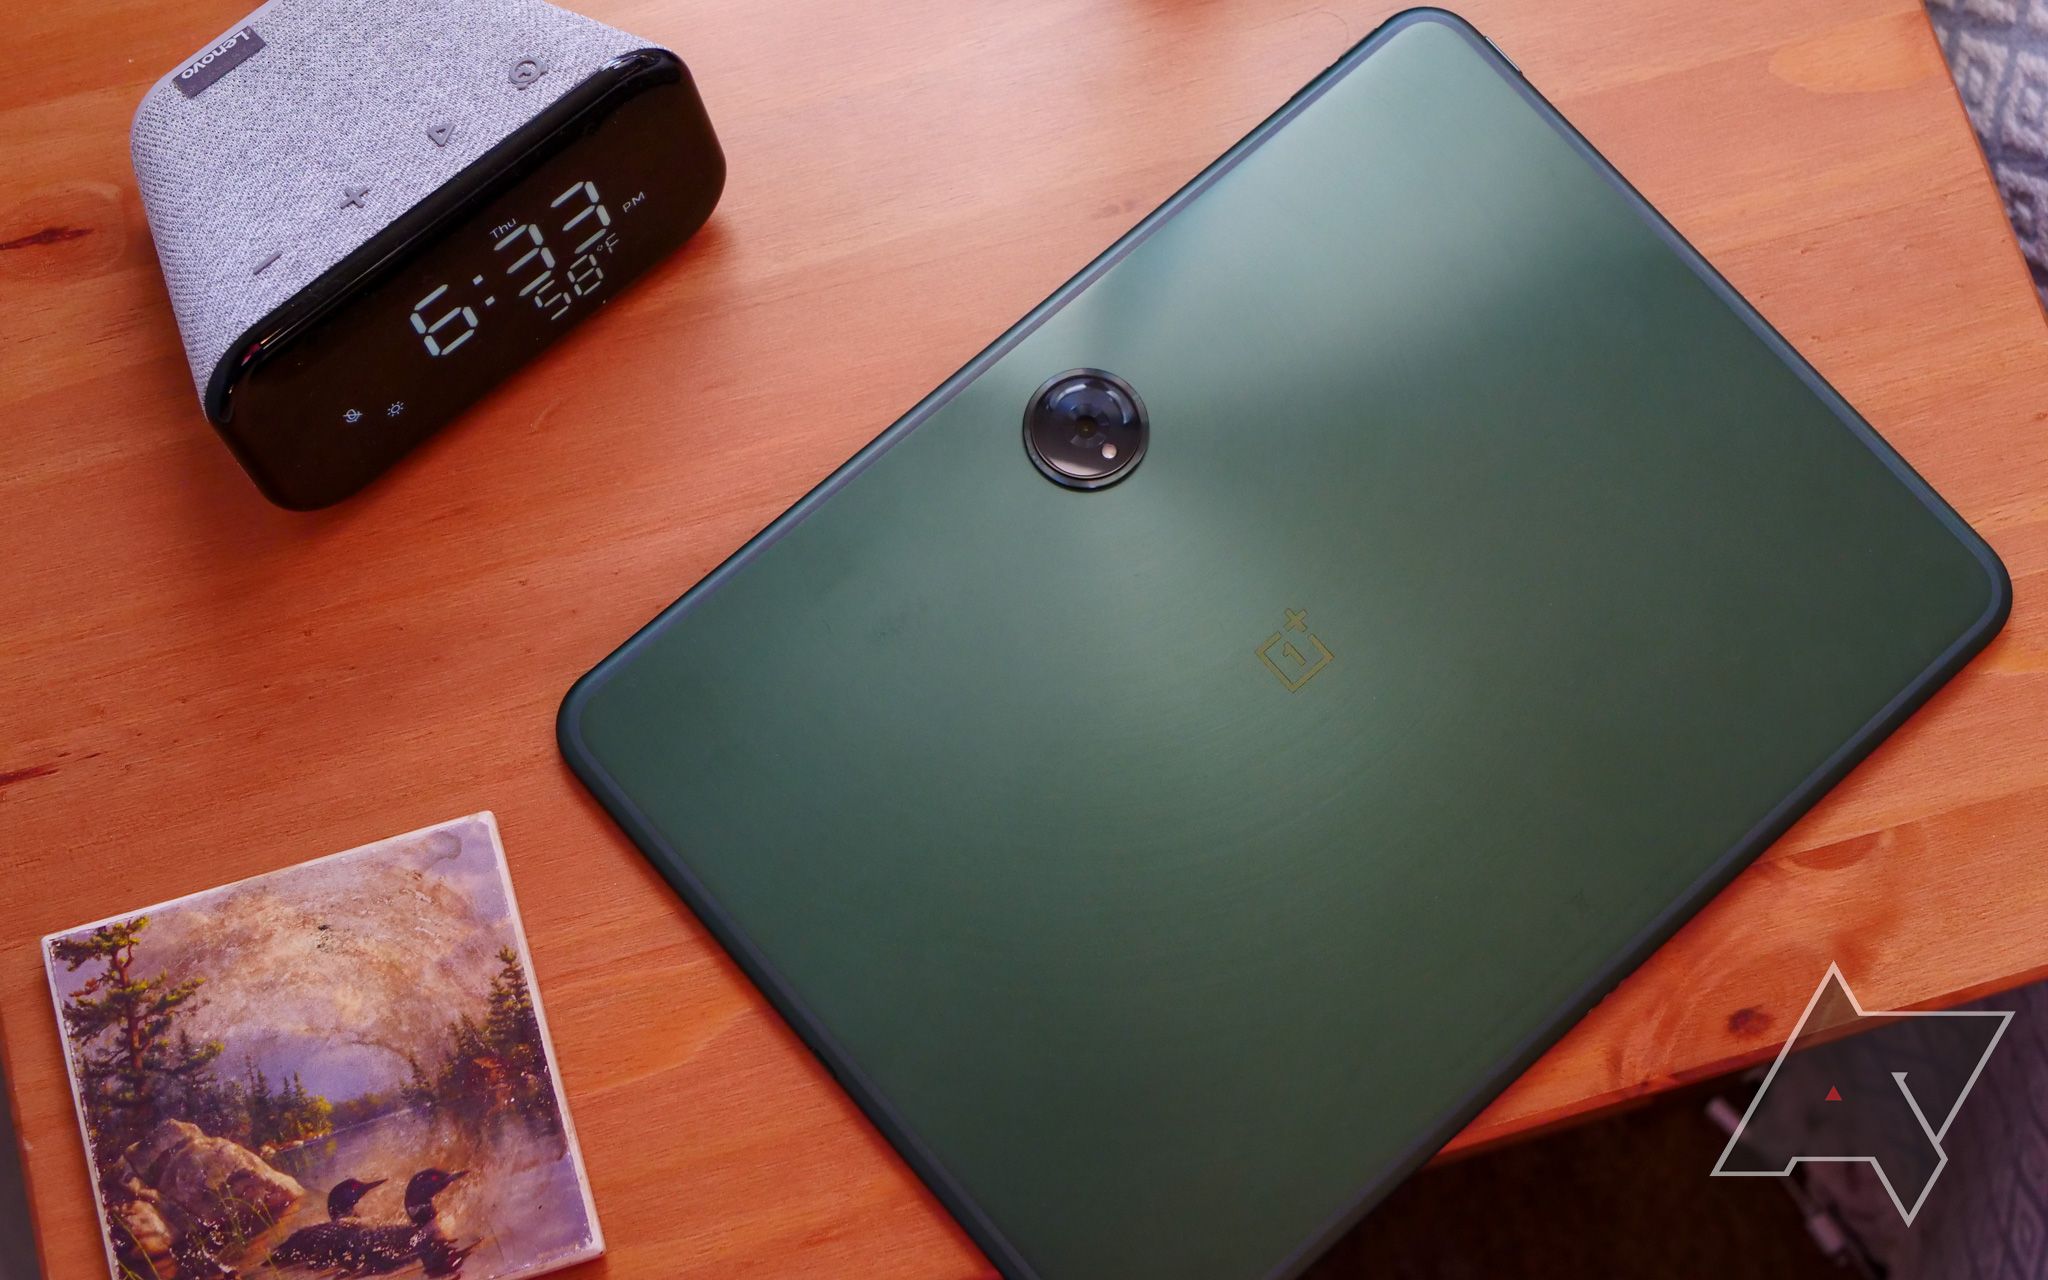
1257, 608, 1333, 692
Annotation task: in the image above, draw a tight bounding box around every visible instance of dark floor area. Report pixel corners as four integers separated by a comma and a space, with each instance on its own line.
1307, 1084, 1841, 1280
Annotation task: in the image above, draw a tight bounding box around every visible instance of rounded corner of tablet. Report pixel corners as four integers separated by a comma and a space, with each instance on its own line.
1967, 533, 2015, 645
557, 658, 616, 778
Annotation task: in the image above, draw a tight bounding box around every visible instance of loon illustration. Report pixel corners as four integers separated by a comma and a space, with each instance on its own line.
323, 1177, 388, 1222
263, 1168, 472, 1275
263, 1176, 388, 1266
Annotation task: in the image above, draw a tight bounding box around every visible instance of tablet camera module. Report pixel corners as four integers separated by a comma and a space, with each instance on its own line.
1023, 368, 1149, 490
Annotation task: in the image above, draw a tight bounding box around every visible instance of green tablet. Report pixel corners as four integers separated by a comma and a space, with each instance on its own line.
560, 12, 2008, 1278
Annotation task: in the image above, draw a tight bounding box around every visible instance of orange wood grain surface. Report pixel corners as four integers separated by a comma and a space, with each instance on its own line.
5, 0, 2048, 1275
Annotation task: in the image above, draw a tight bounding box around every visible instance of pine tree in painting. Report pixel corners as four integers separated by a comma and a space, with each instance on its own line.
484, 946, 554, 1113
50, 917, 224, 1154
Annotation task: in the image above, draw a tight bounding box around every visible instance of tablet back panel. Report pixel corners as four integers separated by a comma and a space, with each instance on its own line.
561, 14, 2007, 1279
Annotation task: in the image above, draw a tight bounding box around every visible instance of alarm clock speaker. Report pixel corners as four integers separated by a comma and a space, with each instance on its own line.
132, 0, 724, 508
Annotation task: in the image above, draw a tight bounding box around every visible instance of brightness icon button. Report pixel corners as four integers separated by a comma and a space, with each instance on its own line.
386, 401, 406, 418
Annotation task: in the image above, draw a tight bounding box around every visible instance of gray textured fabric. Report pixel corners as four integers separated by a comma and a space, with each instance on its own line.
131, 0, 649, 402
1929, 0, 2048, 299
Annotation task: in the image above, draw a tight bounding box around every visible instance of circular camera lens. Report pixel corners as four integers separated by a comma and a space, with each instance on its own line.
1022, 369, 1148, 490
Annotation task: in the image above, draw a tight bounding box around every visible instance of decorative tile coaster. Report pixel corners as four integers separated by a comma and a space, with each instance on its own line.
44, 813, 602, 1280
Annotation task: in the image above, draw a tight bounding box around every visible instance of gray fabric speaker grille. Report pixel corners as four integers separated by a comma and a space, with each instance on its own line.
131, 0, 649, 402
1928, 0, 2048, 304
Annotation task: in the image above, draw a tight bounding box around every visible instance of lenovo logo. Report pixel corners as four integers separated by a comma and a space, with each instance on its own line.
174, 27, 265, 99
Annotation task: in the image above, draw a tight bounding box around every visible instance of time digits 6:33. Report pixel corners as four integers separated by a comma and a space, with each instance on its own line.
408, 178, 620, 357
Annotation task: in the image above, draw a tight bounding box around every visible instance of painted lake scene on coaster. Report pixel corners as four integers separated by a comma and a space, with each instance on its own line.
42, 812, 602, 1280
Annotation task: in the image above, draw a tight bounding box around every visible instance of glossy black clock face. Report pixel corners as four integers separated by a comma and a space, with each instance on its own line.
217, 50, 723, 508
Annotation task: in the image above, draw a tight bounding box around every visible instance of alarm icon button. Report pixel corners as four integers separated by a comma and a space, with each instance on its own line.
508, 57, 545, 89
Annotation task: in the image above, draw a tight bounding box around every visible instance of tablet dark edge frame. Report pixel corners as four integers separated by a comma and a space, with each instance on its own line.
557, 10, 2014, 1278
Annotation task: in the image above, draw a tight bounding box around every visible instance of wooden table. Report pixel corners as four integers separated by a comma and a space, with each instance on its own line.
5, 0, 2045, 1274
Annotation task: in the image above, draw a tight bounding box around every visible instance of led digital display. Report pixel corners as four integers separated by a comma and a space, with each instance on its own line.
408, 177, 619, 362
219, 52, 722, 507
